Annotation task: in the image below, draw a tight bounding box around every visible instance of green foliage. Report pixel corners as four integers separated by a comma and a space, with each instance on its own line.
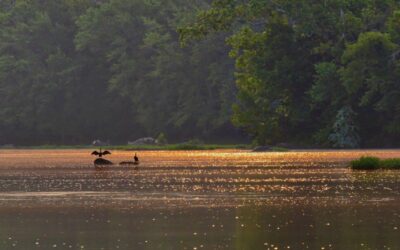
380, 158, 400, 169
228, 17, 314, 145
270, 146, 289, 152
341, 32, 397, 101
3, 0, 400, 147
351, 157, 380, 170
340, 29, 400, 145
309, 62, 341, 105
0, 0, 239, 145
156, 133, 168, 145
75, 0, 236, 140
181, 0, 400, 147
107, 143, 249, 151
351, 157, 400, 170
168, 143, 208, 150
329, 106, 360, 148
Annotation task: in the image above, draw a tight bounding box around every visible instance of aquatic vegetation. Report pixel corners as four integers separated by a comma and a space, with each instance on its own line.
351, 156, 400, 170
350, 157, 380, 170
381, 158, 400, 169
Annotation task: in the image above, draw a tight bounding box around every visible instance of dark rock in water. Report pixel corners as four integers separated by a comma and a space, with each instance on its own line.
92, 139, 110, 147
94, 158, 113, 166
252, 146, 272, 152
128, 137, 157, 145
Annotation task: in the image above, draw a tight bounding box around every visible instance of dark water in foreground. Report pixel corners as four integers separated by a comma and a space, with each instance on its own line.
0, 150, 399, 249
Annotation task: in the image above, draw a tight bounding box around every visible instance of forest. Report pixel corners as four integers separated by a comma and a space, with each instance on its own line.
1, 0, 400, 147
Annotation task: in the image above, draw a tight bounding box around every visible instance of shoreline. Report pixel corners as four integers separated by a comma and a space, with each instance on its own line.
1, 145, 400, 152
0, 144, 250, 151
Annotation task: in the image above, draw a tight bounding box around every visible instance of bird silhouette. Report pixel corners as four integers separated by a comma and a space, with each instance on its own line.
119, 153, 139, 166
91, 148, 111, 158
134, 153, 139, 163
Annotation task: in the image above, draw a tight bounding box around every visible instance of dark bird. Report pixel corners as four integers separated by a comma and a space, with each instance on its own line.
134, 153, 139, 163
91, 148, 111, 158
119, 153, 139, 166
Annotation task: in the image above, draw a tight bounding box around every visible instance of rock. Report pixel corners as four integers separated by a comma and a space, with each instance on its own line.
128, 137, 157, 145
92, 139, 110, 146
252, 146, 272, 152
94, 158, 113, 166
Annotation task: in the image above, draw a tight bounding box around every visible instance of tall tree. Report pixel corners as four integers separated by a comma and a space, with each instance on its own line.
180, 0, 400, 147
76, 0, 237, 141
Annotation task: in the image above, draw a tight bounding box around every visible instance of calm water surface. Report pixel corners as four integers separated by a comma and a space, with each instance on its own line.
0, 149, 399, 249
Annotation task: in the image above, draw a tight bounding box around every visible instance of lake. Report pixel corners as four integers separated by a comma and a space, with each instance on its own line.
0, 149, 399, 249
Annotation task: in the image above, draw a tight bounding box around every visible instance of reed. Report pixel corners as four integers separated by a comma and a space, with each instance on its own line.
350, 156, 380, 170
351, 156, 400, 170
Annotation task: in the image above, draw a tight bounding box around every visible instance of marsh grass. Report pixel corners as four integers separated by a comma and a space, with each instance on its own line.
351, 157, 380, 170
351, 156, 400, 170
380, 158, 400, 169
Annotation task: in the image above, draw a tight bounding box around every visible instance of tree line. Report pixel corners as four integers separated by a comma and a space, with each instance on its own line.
181, 0, 400, 148
0, 0, 239, 145
1, 0, 400, 147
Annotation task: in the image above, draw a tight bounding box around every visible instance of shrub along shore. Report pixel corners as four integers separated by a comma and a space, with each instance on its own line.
0, 144, 250, 151
351, 157, 400, 170
0, 144, 293, 151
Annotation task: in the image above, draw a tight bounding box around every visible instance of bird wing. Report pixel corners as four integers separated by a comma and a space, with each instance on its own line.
91, 151, 99, 156
103, 150, 111, 155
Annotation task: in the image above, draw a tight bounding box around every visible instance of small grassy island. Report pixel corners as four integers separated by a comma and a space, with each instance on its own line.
351, 156, 400, 170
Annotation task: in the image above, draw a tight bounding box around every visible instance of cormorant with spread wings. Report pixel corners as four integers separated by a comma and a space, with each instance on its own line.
91, 148, 111, 158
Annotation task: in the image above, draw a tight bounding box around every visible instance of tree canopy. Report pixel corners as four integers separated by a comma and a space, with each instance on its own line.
0, 0, 239, 145
0, 0, 400, 147
181, 0, 400, 147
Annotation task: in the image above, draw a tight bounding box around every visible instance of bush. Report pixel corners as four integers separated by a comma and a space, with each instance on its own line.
185, 139, 204, 145
156, 133, 168, 145
271, 146, 289, 152
163, 139, 204, 150
381, 158, 400, 169
168, 144, 209, 150
351, 156, 380, 170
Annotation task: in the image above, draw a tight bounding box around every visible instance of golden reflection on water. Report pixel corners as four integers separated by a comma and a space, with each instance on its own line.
0, 148, 400, 167
0, 149, 398, 208
0, 150, 399, 249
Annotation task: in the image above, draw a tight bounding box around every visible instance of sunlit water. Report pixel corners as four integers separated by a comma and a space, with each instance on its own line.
0, 149, 399, 249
